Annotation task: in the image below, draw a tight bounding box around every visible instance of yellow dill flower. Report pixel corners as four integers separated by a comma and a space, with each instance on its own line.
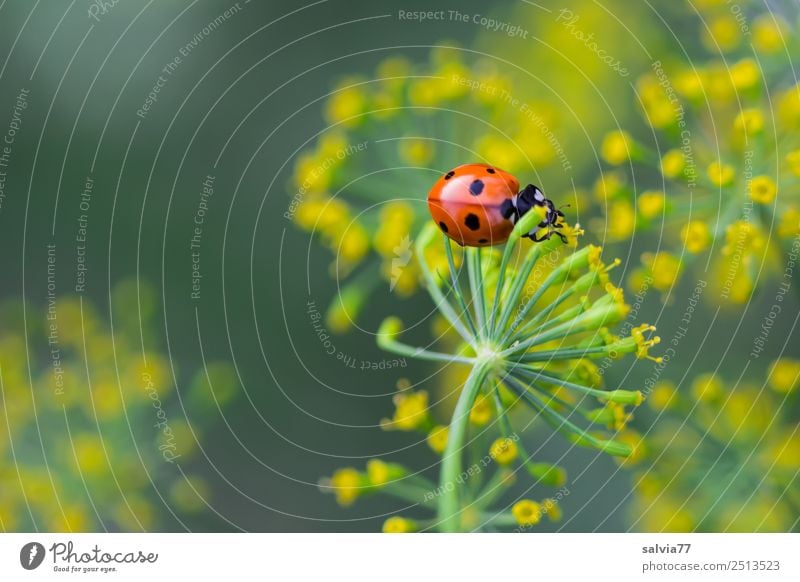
382, 259, 420, 297
752, 15, 789, 55
638, 498, 695, 532
786, 150, 800, 177
489, 437, 518, 466
748, 175, 777, 204
50, 504, 91, 533
648, 381, 677, 410
778, 83, 800, 127
588, 402, 631, 430
541, 498, 562, 522
427, 425, 449, 454
629, 324, 662, 362
606, 200, 636, 240
385, 390, 430, 431
328, 467, 365, 507
593, 171, 626, 201
333, 222, 369, 266
293, 153, 332, 194
674, 68, 705, 100
702, 15, 742, 52
642, 251, 683, 291
637, 75, 676, 128
733, 108, 764, 135
294, 198, 348, 232
768, 429, 800, 469
376, 56, 411, 89
366, 459, 405, 487
778, 207, 800, 238
704, 64, 735, 102
398, 138, 434, 166
558, 221, 585, 247
469, 393, 493, 426
768, 358, 800, 393
707, 161, 735, 186
601, 130, 635, 165
90, 380, 123, 419
374, 202, 414, 257
382, 516, 417, 533
317, 132, 349, 158
512, 499, 542, 527
516, 131, 556, 166
435, 61, 471, 101
681, 220, 711, 253
722, 220, 765, 255
473, 135, 523, 173
729, 58, 760, 91
660, 149, 685, 179
73, 434, 108, 476
615, 430, 645, 465
691, 373, 723, 402
408, 78, 441, 109
637, 190, 665, 219
325, 79, 367, 127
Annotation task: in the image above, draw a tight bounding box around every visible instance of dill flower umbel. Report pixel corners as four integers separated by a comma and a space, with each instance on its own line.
288, 46, 568, 331
322, 211, 657, 531
589, 10, 800, 303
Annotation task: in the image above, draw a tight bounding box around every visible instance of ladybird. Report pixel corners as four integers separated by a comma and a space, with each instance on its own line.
427, 163, 565, 247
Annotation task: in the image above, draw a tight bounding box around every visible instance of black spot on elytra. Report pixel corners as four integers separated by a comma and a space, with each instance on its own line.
444, 171, 455, 180
439, 221, 448, 233
464, 213, 480, 231
486, 168, 496, 174
478, 238, 488, 244
500, 198, 515, 220
469, 179, 484, 196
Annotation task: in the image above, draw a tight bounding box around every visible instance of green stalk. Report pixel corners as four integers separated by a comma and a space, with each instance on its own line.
438, 361, 494, 532
443, 237, 479, 338
415, 224, 476, 347
467, 247, 487, 340
377, 334, 476, 364
487, 235, 520, 337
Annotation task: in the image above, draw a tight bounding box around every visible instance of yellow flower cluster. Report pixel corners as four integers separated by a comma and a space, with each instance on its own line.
0, 282, 232, 531
635, 369, 798, 532
591, 16, 799, 303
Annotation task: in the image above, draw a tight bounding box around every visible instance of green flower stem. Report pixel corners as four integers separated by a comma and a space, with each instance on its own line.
498, 266, 564, 346
415, 224, 476, 347
382, 482, 438, 509
509, 279, 588, 342
493, 245, 544, 338
502, 376, 592, 443
491, 208, 556, 339
487, 234, 523, 337
502, 300, 627, 358
510, 365, 637, 403
443, 237, 479, 338
514, 345, 616, 362
504, 376, 632, 456
472, 465, 512, 511
467, 247, 488, 340
438, 360, 494, 532
480, 512, 519, 528
378, 334, 476, 364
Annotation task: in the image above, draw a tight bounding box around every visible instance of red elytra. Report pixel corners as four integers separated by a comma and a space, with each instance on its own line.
427, 163, 520, 247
